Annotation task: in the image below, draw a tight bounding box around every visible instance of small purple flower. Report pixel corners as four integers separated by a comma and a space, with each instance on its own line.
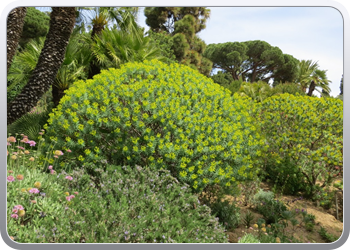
125, 231, 128, 235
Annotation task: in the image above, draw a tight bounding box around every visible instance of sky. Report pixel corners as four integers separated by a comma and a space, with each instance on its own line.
137, 7, 343, 97
34, 6, 343, 97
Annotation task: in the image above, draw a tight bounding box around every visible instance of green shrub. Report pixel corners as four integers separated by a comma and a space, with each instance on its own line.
42, 59, 263, 192
318, 227, 339, 243
238, 233, 260, 243
8, 164, 229, 243
210, 200, 240, 230
257, 94, 343, 196
253, 189, 289, 224
252, 189, 274, 207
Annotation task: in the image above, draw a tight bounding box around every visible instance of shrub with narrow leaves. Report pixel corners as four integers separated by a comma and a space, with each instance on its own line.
9, 164, 229, 243
42, 60, 263, 192
257, 94, 343, 195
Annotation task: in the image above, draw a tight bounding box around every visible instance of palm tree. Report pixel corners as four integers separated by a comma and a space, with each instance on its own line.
294, 60, 331, 96
238, 81, 273, 102
7, 7, 76, 125
77, 7, 140, 78
7, 7, 27, 72
307, 69, 331, 97
88, 26, 164, 70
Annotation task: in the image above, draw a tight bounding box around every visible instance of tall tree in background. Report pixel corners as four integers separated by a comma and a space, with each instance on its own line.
7, 7, 27, 72
144, 7, 212, 76
7, 7, 76, 125
204, 40, 299, 83
19, 7, 50, 48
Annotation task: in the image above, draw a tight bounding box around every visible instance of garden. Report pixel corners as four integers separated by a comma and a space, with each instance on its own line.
7, 59, 343, 243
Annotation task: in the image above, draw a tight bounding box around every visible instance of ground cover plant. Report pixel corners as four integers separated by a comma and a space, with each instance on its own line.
41, 59, 264, 193
7, 134, 229, 243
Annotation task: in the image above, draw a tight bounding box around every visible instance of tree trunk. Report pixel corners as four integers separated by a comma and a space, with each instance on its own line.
7, 7, 27, 73
52, 84, 68, 108
307, 80, 316, 96
88, 23, 105, 79
7, 7, 76, 125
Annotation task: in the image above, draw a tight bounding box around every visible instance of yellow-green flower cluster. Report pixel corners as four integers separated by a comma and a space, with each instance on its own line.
43, 60, 263, 192
257, 94, 343, 188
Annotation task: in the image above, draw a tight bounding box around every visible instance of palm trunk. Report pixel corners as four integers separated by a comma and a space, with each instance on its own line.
307, 80, 316, 96
52, 84, 68, 107
7, 7, 27, 72
88, 23, 105, 79
7, 7, 76, 125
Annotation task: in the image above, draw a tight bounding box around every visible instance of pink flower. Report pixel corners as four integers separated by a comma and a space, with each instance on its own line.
7, 176, 15, 182
50, 169, 55, 174
16, 146, 25, 150
54, 155, 58, 158
14, 205, 24, 210
74, 192, 79, 195
7, 136, 16, 143
12, 208, 18, 214
27, 141, 36, 147
66, 195, 75, 201
7, 142, 11, 146
66, 149, 72, 153
65, 176, 73, 181
21, 138, 29, 143
11, 214, 18, 219
29, 188, 40, 194
48, 165, 53, 170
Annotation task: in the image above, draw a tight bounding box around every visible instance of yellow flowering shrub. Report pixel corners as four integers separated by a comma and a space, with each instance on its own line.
257, 94, 343, 195
43, 60, 263, 192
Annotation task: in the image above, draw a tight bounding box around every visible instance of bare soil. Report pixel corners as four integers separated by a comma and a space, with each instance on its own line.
224, 181, 344, 243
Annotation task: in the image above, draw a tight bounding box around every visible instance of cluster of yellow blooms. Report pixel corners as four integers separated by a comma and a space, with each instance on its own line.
257, 94, 343, 185
43, 60, 264, 192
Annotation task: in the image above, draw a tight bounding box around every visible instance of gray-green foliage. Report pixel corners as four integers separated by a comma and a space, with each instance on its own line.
10, 164, 229, 243
252, 189, 275, 206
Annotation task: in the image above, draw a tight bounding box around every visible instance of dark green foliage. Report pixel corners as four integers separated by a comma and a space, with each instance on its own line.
209, 200, 241, 230
255, 199, 287, 224
211, 71, 234, 86
144, 7, 212, 76
264, 158, 307, 195
147, 30, 177, 64
7, 91, 53, 140
204, 40, 299, 83
272, 82, 306, 96
20, 7, 50, 48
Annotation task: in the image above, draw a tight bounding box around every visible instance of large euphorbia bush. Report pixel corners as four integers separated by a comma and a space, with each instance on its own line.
257, 94, 343, 195
42, 60, 263, 192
